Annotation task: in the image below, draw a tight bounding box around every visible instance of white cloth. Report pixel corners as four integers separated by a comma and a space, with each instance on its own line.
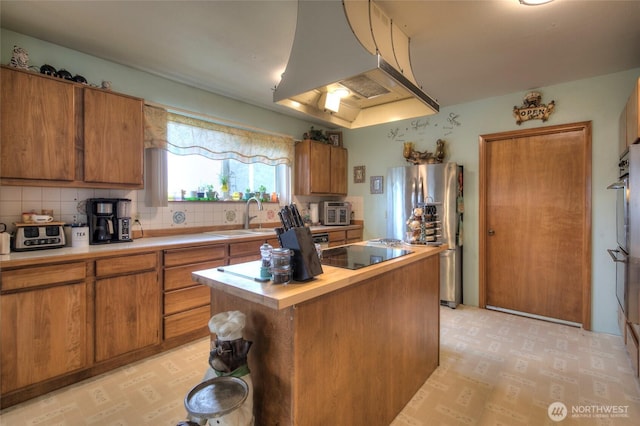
208, 311, 246, 341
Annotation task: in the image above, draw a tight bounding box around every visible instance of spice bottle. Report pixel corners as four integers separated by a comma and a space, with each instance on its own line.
260, 241, 273, 279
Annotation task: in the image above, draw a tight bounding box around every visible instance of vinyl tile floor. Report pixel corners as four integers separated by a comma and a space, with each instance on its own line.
2, 305, 640, 425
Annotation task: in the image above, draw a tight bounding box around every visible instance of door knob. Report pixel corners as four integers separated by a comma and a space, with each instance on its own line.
488, 229, 495, 236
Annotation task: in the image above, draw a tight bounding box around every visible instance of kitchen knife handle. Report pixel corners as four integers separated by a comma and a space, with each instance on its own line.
278, 211, 287, 229
280, 209, 292, 230
290, 203, 303, 227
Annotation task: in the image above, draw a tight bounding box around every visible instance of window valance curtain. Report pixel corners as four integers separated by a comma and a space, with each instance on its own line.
143, 105, 294, 166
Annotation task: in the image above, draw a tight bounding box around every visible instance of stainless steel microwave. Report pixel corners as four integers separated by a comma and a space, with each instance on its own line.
319, 201, 351, 226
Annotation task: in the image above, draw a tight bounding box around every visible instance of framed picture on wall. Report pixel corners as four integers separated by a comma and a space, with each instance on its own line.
370, 176, 383, 194
354, 165, 365, 183
326, 131, 343, 147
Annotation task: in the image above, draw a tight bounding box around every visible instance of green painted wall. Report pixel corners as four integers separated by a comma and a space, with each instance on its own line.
3, 28, 639, 334
343, 68, 640, 334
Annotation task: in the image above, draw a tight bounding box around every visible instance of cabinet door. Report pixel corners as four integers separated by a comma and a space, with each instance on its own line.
346, 228, 362, 244
330, 146, 348, 195
626, 78, 639, 147
95, 271, 160, 361
309, 141, 331, 193
1, 68, 75, 181
1, 283, 88, 393
83, 88, 143, 185
620, 105, 628, 155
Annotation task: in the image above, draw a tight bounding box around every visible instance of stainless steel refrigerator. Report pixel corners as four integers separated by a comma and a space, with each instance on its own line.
386, 163, 463, 308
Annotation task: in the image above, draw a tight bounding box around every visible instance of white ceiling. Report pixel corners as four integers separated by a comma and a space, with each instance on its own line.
2, 0, 639, 127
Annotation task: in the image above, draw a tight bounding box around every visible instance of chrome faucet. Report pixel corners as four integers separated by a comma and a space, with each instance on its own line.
244, 196, 263, 229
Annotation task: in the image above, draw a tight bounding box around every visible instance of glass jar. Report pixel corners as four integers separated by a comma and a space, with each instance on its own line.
270, 248, 292, 284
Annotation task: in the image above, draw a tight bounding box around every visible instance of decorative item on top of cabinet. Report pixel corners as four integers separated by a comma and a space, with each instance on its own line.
0, 66, 144, 189
294, 139, 347, 195
9, 45, 29, 70
326, 130, 343, 147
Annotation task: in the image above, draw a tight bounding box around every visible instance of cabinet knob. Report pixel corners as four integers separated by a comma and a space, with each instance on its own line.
488, 229, 495, 236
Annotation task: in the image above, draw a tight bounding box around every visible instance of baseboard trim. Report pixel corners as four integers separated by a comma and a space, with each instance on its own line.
486, 305, 582, 328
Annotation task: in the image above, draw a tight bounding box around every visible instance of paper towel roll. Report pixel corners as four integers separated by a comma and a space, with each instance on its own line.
310, 203, 319, 224
0, 232, 10, 255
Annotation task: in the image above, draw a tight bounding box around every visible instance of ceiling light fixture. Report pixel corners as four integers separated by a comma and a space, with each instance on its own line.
519, 0, 554, 5
324, 88, 350, 113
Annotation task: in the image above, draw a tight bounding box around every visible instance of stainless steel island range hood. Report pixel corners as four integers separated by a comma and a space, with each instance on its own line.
273, 0, 439, 129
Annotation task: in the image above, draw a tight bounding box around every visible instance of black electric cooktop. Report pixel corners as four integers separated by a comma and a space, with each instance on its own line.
320, 245, 413, 270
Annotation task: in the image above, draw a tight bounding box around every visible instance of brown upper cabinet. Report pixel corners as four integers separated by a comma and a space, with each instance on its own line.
1, 66, 144, 188
621, 77, 640, 154
294, 139, 347, 195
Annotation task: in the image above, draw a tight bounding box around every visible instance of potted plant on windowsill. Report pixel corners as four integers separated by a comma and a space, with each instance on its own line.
220, 174, 230, 200
258, 185, 267, 202
206, 185, 217, 201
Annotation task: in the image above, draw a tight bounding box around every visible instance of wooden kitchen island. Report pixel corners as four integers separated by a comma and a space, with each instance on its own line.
192, 243, 445, 425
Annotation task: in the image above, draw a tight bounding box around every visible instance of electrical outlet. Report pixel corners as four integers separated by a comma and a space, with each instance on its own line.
134, 212, 141, 222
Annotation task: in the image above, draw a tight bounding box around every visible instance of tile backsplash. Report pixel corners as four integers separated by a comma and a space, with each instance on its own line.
0, 186, 363, 233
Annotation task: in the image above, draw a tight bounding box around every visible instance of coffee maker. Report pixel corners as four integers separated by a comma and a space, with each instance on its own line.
87, 198, 132, 244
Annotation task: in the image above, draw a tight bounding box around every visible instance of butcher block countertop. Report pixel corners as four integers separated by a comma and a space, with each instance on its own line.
192, 242, 447, 310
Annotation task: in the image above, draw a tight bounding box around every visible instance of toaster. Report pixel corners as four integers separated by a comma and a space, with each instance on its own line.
13, 223, 66, 251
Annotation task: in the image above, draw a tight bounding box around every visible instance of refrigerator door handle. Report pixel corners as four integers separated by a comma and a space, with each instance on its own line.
607, 248, 626, 263
417, 177, 424, 204
411, 179, 416, 207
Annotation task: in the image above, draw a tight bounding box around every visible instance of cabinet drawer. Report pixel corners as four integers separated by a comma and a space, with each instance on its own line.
327, 230, 346, 242
347, 229, 362, 240
1, 262, 86, 291
95, 252, 157, 277
229, 254, 261, 264
626, 323, 639, 377
229, 238, 279, 257
164, 305, 211, 340
164, 285, 210, 315
164, 260, 224, 291
164, 244, 226, 267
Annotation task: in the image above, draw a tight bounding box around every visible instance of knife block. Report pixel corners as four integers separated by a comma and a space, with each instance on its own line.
278, 227, 323, 281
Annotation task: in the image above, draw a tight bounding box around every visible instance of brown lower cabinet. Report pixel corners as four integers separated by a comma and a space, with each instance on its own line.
163, 244, 227, 340
327, 228, 363, 247
620, 305, 640, 378
228, 237, 280, 264
94, 253, 160, 362
1, 262, 88, 395
0, 226, 363, 408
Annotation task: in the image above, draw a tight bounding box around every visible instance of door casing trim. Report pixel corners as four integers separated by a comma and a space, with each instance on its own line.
479, 121, 592, 330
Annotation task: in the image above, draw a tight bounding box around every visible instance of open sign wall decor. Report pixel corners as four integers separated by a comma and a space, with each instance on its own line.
513, 91, 555, 125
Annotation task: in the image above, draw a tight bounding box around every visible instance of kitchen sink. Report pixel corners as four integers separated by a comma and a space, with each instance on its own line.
205, 229, 275, 238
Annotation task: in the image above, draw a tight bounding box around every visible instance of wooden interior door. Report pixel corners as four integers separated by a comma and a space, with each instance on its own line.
479, 122, 592, 328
